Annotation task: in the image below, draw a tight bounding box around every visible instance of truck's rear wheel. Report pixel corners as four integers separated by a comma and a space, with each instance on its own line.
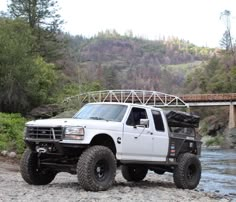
173, 153, 201, 189
121, 165, 148, 182
20, 149, 56, 185
77, 146, 116, 191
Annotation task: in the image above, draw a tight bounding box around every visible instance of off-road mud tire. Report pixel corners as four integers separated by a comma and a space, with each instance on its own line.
77, 146, 116, 191
173, 153, 201, 189
20, 149, 56, 185
121, 165, 148, 182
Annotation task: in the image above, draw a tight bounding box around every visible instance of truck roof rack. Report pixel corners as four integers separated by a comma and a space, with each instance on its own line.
62, 90, 189, 109
165, 110, 200, 128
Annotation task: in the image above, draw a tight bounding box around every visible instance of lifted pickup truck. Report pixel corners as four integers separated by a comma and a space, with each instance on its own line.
21, 102, 202, 191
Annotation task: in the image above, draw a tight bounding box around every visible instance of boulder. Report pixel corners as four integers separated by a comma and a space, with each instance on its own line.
7, 152, 16, 158
222, 128, 236, 149
53, 110, 78, 118
1, 150, 8, 156
200, 115, 226, 137
28, 104, 64, 119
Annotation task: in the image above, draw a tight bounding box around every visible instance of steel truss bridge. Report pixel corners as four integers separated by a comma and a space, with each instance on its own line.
62, 90, 236, 128
62, 90, 188, 108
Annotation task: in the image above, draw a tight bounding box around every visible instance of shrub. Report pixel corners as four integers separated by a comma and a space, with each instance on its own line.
205, 134, 224, 147
0, 113, 26, 154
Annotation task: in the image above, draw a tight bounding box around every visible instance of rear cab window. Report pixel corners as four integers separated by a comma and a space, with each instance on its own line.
152, 110, 165, 131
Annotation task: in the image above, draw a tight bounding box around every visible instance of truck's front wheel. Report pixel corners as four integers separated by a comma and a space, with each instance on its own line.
77, 146, 116, 191
121, 165, 148, 182
20, 149, 56, 185
173, 153, 201, 189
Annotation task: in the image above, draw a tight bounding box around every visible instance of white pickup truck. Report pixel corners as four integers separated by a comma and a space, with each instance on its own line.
21, 102, 202, 191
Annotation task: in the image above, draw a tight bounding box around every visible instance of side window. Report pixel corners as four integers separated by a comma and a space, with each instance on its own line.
152, 110, 165, 131
126, 107, 148, 127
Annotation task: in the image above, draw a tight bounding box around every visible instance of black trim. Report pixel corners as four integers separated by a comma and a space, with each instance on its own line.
120, 160, 177, 166
167, 136, 202, 158
25, 140, 89, 155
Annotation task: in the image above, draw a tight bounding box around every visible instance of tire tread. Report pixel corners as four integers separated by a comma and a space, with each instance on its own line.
173, 153, 201, 189
77, 146, 116, 191
20, 149, 56, 185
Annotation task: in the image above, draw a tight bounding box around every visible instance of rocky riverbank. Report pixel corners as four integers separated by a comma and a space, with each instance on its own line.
0, 156, 233, 202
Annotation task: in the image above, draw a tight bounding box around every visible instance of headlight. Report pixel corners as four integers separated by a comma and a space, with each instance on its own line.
64, 126, 84, 140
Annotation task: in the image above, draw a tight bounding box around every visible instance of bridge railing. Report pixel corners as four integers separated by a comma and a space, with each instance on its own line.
180, 93, 236, 102
62, 90, 189, 109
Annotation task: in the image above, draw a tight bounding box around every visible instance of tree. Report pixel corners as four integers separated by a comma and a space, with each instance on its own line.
220, 31, 232, 52
8, 0, 62, 30
220, 10, 234, 52
0, 19, 57, 113
8, 0, 64, 61
103, 67, 119, 89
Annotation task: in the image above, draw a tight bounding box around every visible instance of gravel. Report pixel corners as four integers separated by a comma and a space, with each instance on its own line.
0, 159, 232, 202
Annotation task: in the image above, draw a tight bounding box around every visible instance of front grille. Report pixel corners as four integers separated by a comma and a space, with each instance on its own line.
26, 126, 64, 140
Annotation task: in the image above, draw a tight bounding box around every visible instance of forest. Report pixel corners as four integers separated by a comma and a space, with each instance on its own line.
0, 0, 236, 152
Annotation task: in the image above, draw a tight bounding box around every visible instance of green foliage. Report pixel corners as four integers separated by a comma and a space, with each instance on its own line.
205, 135, 224, 147
185, 54, 236, 94
8, 0, 62, 30
220, 31, 232, 51
28, 57, 58, 105
220, 10, 234, 53
103, 67, 120, 89
8, 0, 64, 62
0, 113, 26, 154
0, 18, 58, 113
97, 29, 121, 39
51, 81, 103, 103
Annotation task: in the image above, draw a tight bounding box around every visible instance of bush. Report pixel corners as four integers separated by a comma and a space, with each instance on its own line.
205, 134, 224, 147
0, 19, 58, 114
0, 113, 26, 154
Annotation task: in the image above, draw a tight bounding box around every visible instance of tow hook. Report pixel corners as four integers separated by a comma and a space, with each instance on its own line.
36, 147, 47, 153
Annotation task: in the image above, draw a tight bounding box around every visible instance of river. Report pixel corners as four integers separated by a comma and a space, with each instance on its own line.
199, 148, 236, 197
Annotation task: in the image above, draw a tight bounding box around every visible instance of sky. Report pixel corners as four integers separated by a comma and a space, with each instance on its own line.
0, 0, 236, 48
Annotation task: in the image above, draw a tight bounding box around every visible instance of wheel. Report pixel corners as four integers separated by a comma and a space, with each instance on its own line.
121, 165, 148, 182
20, 149, 56, 185
77, 146, 116, 191
173, 153, 201, 189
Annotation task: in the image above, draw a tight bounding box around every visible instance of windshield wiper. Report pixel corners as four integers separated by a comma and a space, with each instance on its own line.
89, 116, 105, 120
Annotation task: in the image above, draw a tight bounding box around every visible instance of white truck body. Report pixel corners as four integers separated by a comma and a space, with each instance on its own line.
22, 102, 202, 191
26, 103, 169, 162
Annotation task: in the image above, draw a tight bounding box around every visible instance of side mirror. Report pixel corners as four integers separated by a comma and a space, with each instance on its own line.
139, 119, 149, 127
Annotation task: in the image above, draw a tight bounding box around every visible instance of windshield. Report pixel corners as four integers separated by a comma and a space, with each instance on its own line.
74, 104, 127, 122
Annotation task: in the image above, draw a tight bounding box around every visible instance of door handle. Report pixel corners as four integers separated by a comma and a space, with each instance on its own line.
134, 130, 153, 139
147, 131, 153, 135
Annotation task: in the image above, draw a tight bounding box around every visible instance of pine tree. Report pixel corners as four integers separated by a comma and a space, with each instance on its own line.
8, 0, 64, 61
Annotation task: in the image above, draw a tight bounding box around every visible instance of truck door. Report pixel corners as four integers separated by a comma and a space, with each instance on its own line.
151, 110, 169, 161
122, 107, 153, 161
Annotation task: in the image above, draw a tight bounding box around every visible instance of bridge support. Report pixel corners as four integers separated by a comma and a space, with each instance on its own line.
229, 103, 236, 129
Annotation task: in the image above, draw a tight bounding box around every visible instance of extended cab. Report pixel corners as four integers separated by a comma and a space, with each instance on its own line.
21, 102, 202, 191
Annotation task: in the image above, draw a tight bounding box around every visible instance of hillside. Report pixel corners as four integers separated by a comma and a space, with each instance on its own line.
63, 32, 214, 94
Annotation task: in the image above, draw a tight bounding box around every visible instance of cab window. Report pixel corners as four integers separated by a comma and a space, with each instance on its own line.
126, 107, 148, 127
152, 110, 165, 131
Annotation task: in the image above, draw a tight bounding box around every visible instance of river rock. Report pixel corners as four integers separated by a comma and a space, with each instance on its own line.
119, 186, 131, 193
222, 128, 236, 149
1, 150, 8, 156
7, 152, 16, 158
